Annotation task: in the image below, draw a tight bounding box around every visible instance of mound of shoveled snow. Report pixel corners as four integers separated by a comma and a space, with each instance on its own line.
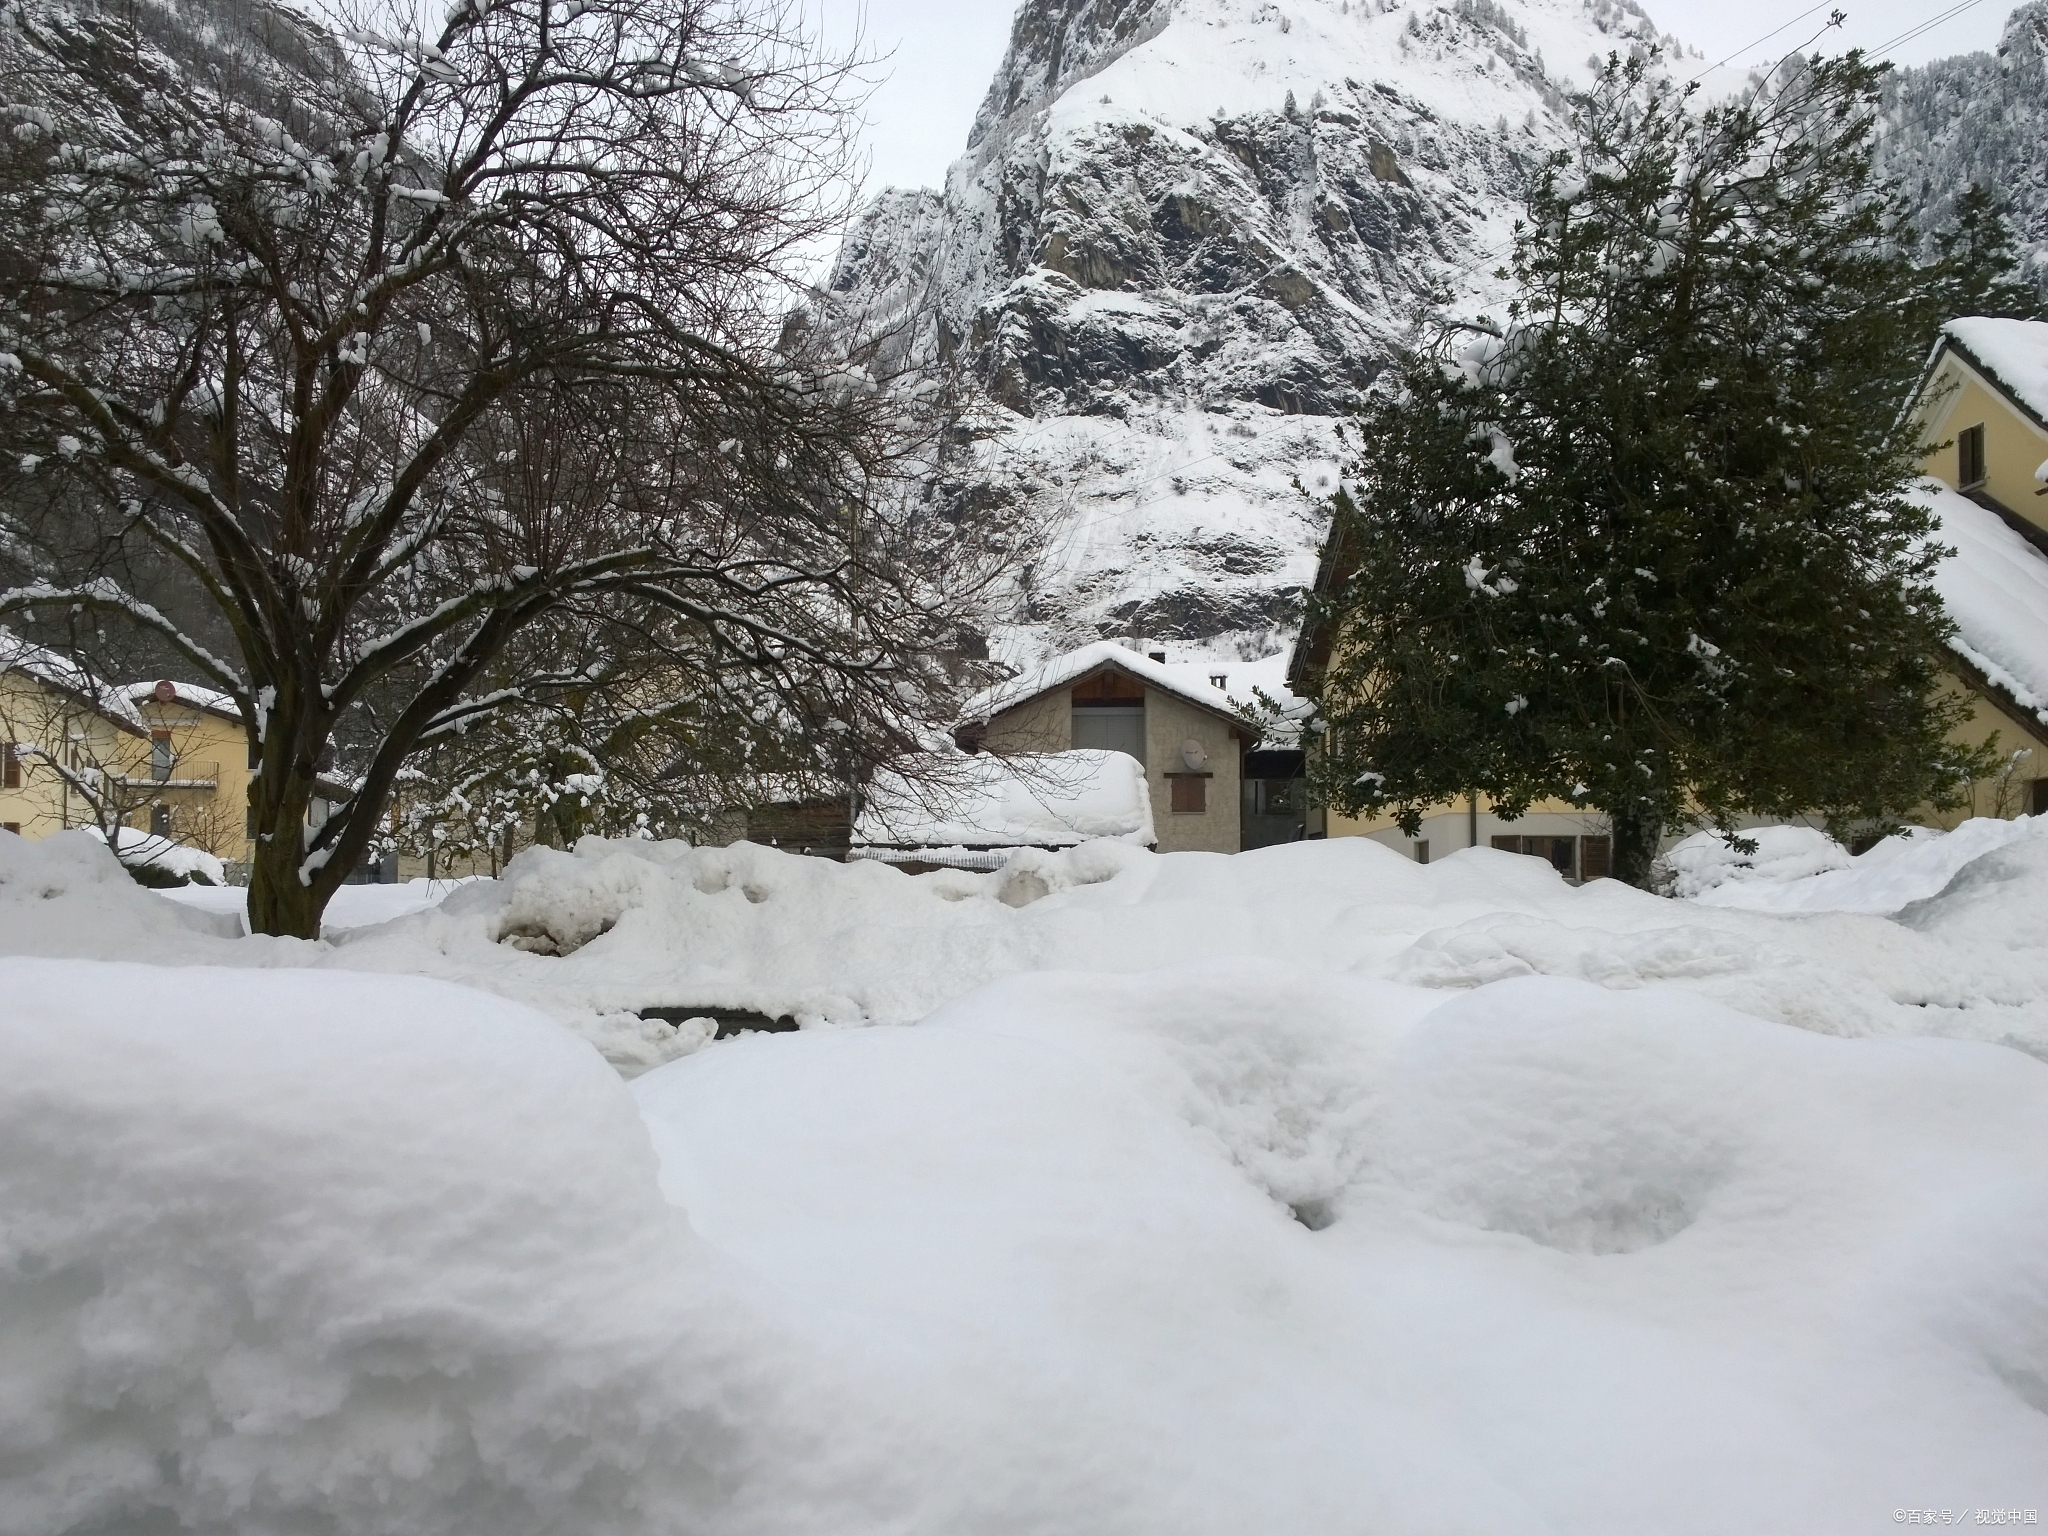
632, 963, 2048, 1533
0, 829, 243, 950
17, 819, 2048, 1071
0, 958, 792, 1536
4, 865, 2048, 1530
1673, 816, 2048, 915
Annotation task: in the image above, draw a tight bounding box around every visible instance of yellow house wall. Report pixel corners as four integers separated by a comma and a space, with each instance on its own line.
129, 699, 255, 861
0, 672, 80, 834
1910, 353, 2048, 824
1325, 791, 1602, 857
0, 672, 144, 837
1921, 668, 2048, 827
1916, 358, 2048, 533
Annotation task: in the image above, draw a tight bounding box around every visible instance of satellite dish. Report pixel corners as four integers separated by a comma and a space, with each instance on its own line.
1180, 738, 1209, 772
152, 680, 177, 704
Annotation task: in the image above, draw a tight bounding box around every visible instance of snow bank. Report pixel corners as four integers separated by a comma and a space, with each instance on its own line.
7, 818, 2048, 1527
0, 829, 242, 947
1658, 823, 1850, 899
19, 817, 2048, 1072
634, 965, 2048, 1531
0, 959, 782, 1535
157, 875, 481, 934
852, 748, 1155, 852
85, 825, 226, 886
1679, 815, 2046, 915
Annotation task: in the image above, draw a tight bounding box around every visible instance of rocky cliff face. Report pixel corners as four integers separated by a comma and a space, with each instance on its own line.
827, 0, 1694, 664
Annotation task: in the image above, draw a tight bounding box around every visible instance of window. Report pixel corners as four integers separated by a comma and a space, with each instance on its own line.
1072, 705, 1145, 763
1, 742, 18, 790
150, 804, 170, 837
1209, 673, 1229, 688
1959, 423, 1987, 488
151, 732, 173, 781
1170, 775, 1207, 814
1252, 778, 1300, 815
1413, 839, 1430, 864
2031, 779, 2048, 818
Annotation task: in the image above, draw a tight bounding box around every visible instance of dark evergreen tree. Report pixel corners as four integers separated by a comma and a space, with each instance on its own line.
1924, 183, 2048, 330
1305, 52, 1992, 886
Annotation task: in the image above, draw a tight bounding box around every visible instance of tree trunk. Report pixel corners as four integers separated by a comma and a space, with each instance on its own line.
1609, 802, 1665, 889
244, 684, 341, 940
247, 819, 325, 940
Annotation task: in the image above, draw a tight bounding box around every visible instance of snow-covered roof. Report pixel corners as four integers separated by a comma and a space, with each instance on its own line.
127, 679, 243, 720
853, 749, 1155, 851
1918, 478, 2048, 725
1938, 318, 2048, 428
959, 641, 1260, 736
0, 629, 146, 733
1150, 652, 1310, 749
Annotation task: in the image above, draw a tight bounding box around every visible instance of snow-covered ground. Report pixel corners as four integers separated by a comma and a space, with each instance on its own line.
159, 874, 483, 933
3, 822, 2045, 1532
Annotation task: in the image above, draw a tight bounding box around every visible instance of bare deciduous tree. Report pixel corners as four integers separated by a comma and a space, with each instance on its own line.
0, 0, 1011, 935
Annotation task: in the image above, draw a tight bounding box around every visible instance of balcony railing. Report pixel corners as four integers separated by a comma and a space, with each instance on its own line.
118, 762, 220, 790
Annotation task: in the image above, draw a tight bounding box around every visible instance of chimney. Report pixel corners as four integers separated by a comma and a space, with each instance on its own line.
1148, 649, 1166, 663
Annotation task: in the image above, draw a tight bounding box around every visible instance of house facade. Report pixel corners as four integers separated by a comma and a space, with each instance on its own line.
1, 642, 373, 879
0, 634, 148, 838
1284, 314, 2048, 870
122, 680, 260, 860
954, 642, 1264, 854
1906, 317, 2048, 822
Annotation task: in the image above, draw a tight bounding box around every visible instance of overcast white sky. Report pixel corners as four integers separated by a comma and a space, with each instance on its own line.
810, 0, 2012, 196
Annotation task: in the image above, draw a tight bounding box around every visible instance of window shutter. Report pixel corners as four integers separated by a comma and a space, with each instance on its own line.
1170, 775, 1206, 813
1580, 835, 1612, 881
1960, 423, 1987, 487
1, 743, 18, 790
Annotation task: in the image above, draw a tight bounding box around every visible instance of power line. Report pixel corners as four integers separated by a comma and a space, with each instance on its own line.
1420, 0, 2002, 293
1686, 0, 1837, 82
1867, 0, 1992, 55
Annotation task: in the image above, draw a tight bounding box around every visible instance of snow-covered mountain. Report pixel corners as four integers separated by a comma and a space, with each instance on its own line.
826, 0, 1702, 666
1879, 3, 2048, 270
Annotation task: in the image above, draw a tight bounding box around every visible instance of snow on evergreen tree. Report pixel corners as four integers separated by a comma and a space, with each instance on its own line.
1304, 53, 1993, 886
1879, 3, 2048, 298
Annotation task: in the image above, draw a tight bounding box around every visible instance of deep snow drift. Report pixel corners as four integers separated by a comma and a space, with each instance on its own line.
4, 822, 2048, 1531
340, 818, 2048, 1067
